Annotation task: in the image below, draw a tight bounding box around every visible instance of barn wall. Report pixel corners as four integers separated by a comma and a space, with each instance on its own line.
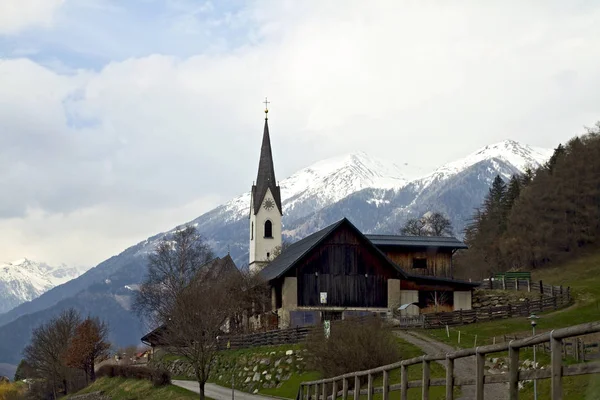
296, 225, 399, 308
384, 249, 453, 278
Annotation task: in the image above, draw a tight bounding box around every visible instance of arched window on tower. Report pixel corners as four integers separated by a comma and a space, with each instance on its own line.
264, 220, 273, 238
251, 222, 254, 240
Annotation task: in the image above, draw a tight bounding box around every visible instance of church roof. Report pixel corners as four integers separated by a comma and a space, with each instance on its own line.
365, 234, 468, 250
252, 119, 282, 214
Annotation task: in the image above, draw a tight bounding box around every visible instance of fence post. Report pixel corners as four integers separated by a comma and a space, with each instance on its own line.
306, 384, 311, 400
315, 384, 320, 400
342, 378, 348, 400
299, 385, 304, 400
515, 278, 519, 291
550, 285, 554, 297
502, 276, 506, 290
382, 370, 389, 400
401, 365, 408, 400
527, 279, 531, 292
509, 343, 519, 400
422, 358, 430, 400
367, 374, 373, 400
540, 280, 544, 295
489, 276, 493, 289
322, 380, 327, 400
551, 332, 563, 400
476, 348, 485, 400
353, 376, 360, 400
445, 356, 454, 400
332, 380, 338, 400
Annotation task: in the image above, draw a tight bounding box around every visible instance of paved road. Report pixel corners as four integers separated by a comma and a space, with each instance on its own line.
395, 331, 508, 400
173, 380, 277, 400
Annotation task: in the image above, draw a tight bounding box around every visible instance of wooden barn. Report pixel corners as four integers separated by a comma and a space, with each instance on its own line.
258, 218, 477, 328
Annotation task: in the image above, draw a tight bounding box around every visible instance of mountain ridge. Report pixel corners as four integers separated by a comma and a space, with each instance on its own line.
0, 259, 84, 314
0, 139, 553, 364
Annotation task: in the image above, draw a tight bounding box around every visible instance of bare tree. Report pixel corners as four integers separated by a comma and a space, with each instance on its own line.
133, 225, 214, 329
23, 309, 82, 399
426, 212, 453, 236
401, 212, 454, 237
134, 224, 267, 400
400, 217, 427, 236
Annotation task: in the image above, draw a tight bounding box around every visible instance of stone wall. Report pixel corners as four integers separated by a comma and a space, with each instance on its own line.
471, 289, 541, 309
151, 348, 309, 394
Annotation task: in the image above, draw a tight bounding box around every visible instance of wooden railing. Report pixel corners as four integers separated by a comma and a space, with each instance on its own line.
217, 326, 311, 350
297, 321, 600, 400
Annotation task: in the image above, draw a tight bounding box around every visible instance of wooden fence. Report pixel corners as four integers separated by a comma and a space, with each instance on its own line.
482, 277, 562, 296
297, 321, 600, 400
395, 280, 572, 329
420, 290, 571, 329
217, 326, 311, 350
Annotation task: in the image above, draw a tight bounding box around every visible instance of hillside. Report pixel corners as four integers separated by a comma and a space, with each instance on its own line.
460, 125, 600, 277
0, 140, 550, 365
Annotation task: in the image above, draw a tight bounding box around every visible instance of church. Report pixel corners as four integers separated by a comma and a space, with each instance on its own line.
249, 104, 477, 329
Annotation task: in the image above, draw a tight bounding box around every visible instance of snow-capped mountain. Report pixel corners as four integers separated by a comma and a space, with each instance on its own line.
0, 259, 84, 314
0, 139, 553, 364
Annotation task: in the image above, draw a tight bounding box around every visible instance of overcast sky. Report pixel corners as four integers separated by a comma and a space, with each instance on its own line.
0, 0, 599, 268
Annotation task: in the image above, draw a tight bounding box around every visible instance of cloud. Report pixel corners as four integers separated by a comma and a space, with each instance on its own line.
0, 1, 600, 266
0, 0, 65, 34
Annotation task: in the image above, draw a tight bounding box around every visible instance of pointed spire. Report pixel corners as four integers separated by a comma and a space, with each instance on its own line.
252, 112, 282, 214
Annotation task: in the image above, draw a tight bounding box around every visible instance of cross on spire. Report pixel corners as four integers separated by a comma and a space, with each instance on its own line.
263, 97, 270, 119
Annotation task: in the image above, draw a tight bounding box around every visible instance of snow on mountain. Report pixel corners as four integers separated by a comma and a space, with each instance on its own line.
0, 259, 84, 314
220, 151, 429, 224
419, 140, 553, 187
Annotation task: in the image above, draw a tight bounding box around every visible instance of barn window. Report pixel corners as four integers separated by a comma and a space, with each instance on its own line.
264, 220, 273, 238
413, 258, 427, 269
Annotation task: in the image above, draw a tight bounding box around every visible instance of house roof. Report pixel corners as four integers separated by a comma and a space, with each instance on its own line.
365, 234, 468, 250
252, 119, 282, 215
259, 218, 409, 282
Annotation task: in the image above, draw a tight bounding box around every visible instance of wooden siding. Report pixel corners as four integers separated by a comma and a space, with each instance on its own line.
294, 225, 400, 308
383, 248, 453, 278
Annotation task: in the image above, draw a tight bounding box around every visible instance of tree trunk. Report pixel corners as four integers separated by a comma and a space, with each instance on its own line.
90, 360, 96, 382
199, 381, 205, 400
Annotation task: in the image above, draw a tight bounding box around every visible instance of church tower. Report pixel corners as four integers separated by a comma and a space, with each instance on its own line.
249, 100, 282, 273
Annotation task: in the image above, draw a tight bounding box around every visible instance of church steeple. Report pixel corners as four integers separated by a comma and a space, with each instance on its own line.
249, 99, 282, 273
252, 118, 282, 215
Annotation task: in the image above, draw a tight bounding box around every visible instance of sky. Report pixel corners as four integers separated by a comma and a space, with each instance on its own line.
0, 0, 599, 268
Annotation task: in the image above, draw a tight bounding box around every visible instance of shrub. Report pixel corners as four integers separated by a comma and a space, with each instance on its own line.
96, 365, 171, 386
305, 317, 402, 378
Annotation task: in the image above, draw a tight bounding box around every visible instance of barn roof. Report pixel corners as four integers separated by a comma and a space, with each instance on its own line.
365, 234, 468, 250
258, 218, 410, 282
258, 218, 478, 288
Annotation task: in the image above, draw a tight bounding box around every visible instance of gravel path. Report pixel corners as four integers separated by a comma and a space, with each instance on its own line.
395, 331, 508, 400
173, 380, 276, 400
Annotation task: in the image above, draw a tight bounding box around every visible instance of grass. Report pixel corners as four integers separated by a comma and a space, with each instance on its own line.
420, 250, 600, 400
364, 337, 457, 400
165, 338, 447, 400
70, 377, 208, 400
